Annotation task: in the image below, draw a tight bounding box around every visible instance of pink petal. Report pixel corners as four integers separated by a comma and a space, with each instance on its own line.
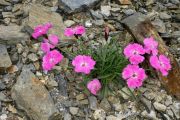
74, 25, 86, 35
64, 28, 74, 37
129, 55, 145, 64
48, 34, 59, 46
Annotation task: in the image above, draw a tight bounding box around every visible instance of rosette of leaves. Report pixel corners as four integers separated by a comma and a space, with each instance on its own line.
75, 38, 129, 97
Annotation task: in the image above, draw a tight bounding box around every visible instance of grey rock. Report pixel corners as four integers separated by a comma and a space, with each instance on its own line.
170, 0, 180, 4
64, 20, 75, 27
0, 0, 11, 5
0, 44, 12, 70
11, 69, 59, 120
0, 81, 6, 90
152, 19, 166, 33
164, 96, 173, 106
123, 9, 135, 16
0, 92, 6, 101
54, 74, 68, 97
28, 4, 74, 44
27, 53, 38, 62
51, 6, 58, 12
163, 114, 171, 120
172, 31, 180, 38
141, 110, 157, 120
64, 112, 72, 120
170, 102, 180, 119
93, 109, 106, 120
93, 19, 104, 26
106, 115, 119, 120
153, 102, 167, 112
2, 12, 14, 18
166, 108, 174, 118
99, 98, 111, 112
58, 0, 100, 13
85, 20, 93, 27
69, 107, 79, 115
0, 26, 29, 45
146, 0, 155, 6
100, 5, 111, 17
0, 114, 7, 120
22, 64, 36, 72
90, 9, 103, 19
4, 6, 12, 11
88, 96, 98, 110
160, 12, 171, 20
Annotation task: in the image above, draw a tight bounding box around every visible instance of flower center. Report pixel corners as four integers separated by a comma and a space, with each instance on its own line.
133, 50, 138, 55
132, 73, 137, 78
50, 58, 54, 63
81, 62, 87, 67
159, 61, 164, 67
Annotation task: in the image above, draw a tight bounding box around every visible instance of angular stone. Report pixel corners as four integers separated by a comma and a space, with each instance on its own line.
11, 69, 59, 120
160, 12, 171, 20
28, 4, 75, 45
0, 0, 11, 6
118, 0, 132, 5
0, 26, 29, 45
69, 107, 79, 115
153, 102, 167, 112
58, 0, 100, 13
0, 44, 12, 71
99, 98, 111, 112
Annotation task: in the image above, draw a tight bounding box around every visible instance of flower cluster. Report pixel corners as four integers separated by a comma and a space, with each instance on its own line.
64, 25, 85, 37
64, 26, 101, 95
144, 37, 171, 76
32, 23, 63, 72
122, 36, 171, 88
32, 23, 52, 39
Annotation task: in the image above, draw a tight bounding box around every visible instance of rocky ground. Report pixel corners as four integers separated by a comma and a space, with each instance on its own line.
0, 0, 180, 120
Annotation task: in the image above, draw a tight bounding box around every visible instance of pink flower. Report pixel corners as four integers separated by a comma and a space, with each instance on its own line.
122, 64, 147, 88
150, 55, 171, 76
42, 50, 63, 71
32, 23, 53, 39
64, 28, 74, 37
41, 42, 51, 53
144, 36, 158, 55
72, 55, 96, 74
48, 34, 59, 47
124, 43, 145, 64
87, 79, 101, 95
74, 25, 85, 35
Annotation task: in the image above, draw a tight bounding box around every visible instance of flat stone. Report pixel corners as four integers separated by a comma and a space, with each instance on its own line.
11, 69, 59, 120
28, 4, 74, 44
106, 115, 119, 120
153, 102, 167, 112
152, 18, 166, 33
69, 107, 79, 115
88, 96, 98, 110
118, 0, 132, 5
0, 0, 11, 5
0, 26, 29, 45
99, 98, 111, 112
0, 44, 12, 70
0, 92, 7, 101
64, 20, 75, 27
58, 0, 100, 13
93, 109, 106, 120
145, 0, 155, 6
160, 12, 171, 20
100, 5, 111, 17
28, 53, 38, 62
